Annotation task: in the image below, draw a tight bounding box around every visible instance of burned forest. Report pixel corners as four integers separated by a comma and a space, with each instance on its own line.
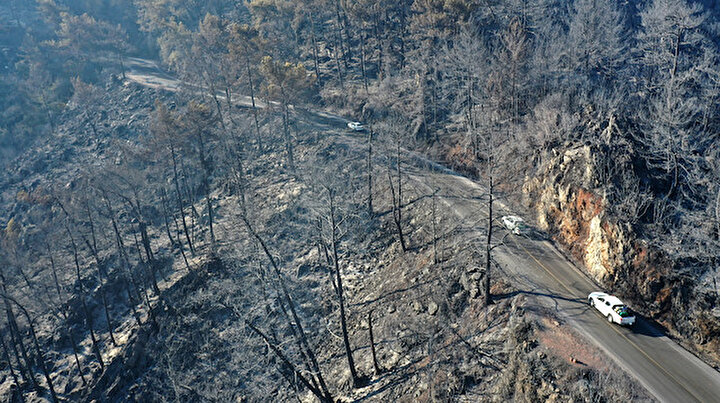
0, 0, 719, 402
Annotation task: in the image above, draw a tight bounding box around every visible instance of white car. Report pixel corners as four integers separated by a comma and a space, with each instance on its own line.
501, 215, 528, 235
588, 292, 636, 326
347, 121, 365, 131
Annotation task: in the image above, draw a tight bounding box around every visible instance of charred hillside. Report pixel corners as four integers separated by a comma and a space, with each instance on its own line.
0, 0, 719, 401
0, 71, 652, 401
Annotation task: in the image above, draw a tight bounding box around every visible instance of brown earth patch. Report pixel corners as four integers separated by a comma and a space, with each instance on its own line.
536, 317, 608, 370
575, 188, 603, 220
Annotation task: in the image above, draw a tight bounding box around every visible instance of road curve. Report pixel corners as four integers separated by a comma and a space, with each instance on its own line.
403, 167, 720, 403
124, 58, 720, 403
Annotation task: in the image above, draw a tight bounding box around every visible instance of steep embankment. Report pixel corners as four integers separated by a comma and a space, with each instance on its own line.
523, 145, 720, 366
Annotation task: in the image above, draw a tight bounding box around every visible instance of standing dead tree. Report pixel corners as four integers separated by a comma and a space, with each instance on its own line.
149, 102, 196, 256
179, 102, 220, 247
381, 116, 409, 252
56, 192, 119, 347
99, 193, 154, 329
230, 159, 333, 401
0, 263, 36, 392
228, 23, 264, 150
241, 214, 334, 402
52, 197, 105, 369
367, 129, 374, 216
46, 244, 88, 387
306, 145, 375, 388
321, 184, 361, 387
442, 25, 518, 306
259, 56, 315, 171
0, 290, 59, 403
98, 167, 161, 295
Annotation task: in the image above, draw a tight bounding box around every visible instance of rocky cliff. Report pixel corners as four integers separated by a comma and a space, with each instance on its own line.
524, 145, 720, 366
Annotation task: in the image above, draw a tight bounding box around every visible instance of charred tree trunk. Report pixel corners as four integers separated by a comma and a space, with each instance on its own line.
243, 52, 263, 151
48, 249, 88, 386
0, 329, 20, 388
1, 290, 32, 391
360, 29, 369, 94
98, 280, 117, 347
52, 261, 87, 385
373, 12, 383, 80
160, 189, 176, 246
7, 308, 35, 391
203, 177, 216, 246
241, 217, 332, 402
388, 143, 407, 251
138, 220, 154, 264
66, 228, 104, 369
334, 0, 350, 71
309, 13, 322, 86
196, 126, 216, 246
432, 190, 439, 264
280, 92, 295, 171
245, 320, 332, 403
328, 188, 360, 387
368, 310, 381, 375
85, 241, 117, 347
84, 199, 99, 257
332, 31, 345, 89
105, 198, 156, 327
6, 297, 59, 403
171, 145, 195, 255
162, 189, 191, 271
125, 212, 160, 297
367, 130, 374, 216
484, 176, 493, 307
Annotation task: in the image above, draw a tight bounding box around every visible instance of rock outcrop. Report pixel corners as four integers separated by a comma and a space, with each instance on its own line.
524, 145, 720, 365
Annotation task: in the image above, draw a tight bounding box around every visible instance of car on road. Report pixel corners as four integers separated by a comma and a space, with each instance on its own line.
588, 292, 635, 326
347, 121, 365, 131
501, 215, 529, 235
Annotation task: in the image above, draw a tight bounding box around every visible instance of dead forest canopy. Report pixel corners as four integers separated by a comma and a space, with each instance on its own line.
0, 0, 719, 401
1, 0, 719, 275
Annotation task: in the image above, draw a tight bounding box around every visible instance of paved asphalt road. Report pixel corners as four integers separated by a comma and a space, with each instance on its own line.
404, 166, 720, 403
125, 59, 720, 403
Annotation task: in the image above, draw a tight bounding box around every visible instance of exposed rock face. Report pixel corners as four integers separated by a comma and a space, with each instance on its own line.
460, 266, 484, 299
524, 145, 720, 364
525, 146, 627, 284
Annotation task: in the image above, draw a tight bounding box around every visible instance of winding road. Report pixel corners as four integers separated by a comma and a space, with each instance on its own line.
403, 167, 720, 403
124, 58, 720, 403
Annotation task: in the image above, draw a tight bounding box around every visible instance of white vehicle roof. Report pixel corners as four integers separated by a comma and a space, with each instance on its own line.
589, 292, 625, 306
503, 215, 524, 223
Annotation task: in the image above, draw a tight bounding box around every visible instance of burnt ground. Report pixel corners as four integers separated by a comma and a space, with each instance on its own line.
0, 74, 651, 402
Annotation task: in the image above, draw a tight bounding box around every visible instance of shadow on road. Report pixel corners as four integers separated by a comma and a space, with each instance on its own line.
627, 315, 667, 338
495, 289, 664, 338
495, 289, 585, 304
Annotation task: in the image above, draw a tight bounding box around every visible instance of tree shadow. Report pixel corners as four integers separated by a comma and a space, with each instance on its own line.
351, 278, 434, 308
401, 193, 433, 209
353, 359, 424, 402
520, 228, 549, 241
494, 289, 585, 305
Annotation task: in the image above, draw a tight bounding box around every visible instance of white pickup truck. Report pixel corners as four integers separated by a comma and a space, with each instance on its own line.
347, 121, 365, 131
501, 215, 529, 235
588, 292, 636, 326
